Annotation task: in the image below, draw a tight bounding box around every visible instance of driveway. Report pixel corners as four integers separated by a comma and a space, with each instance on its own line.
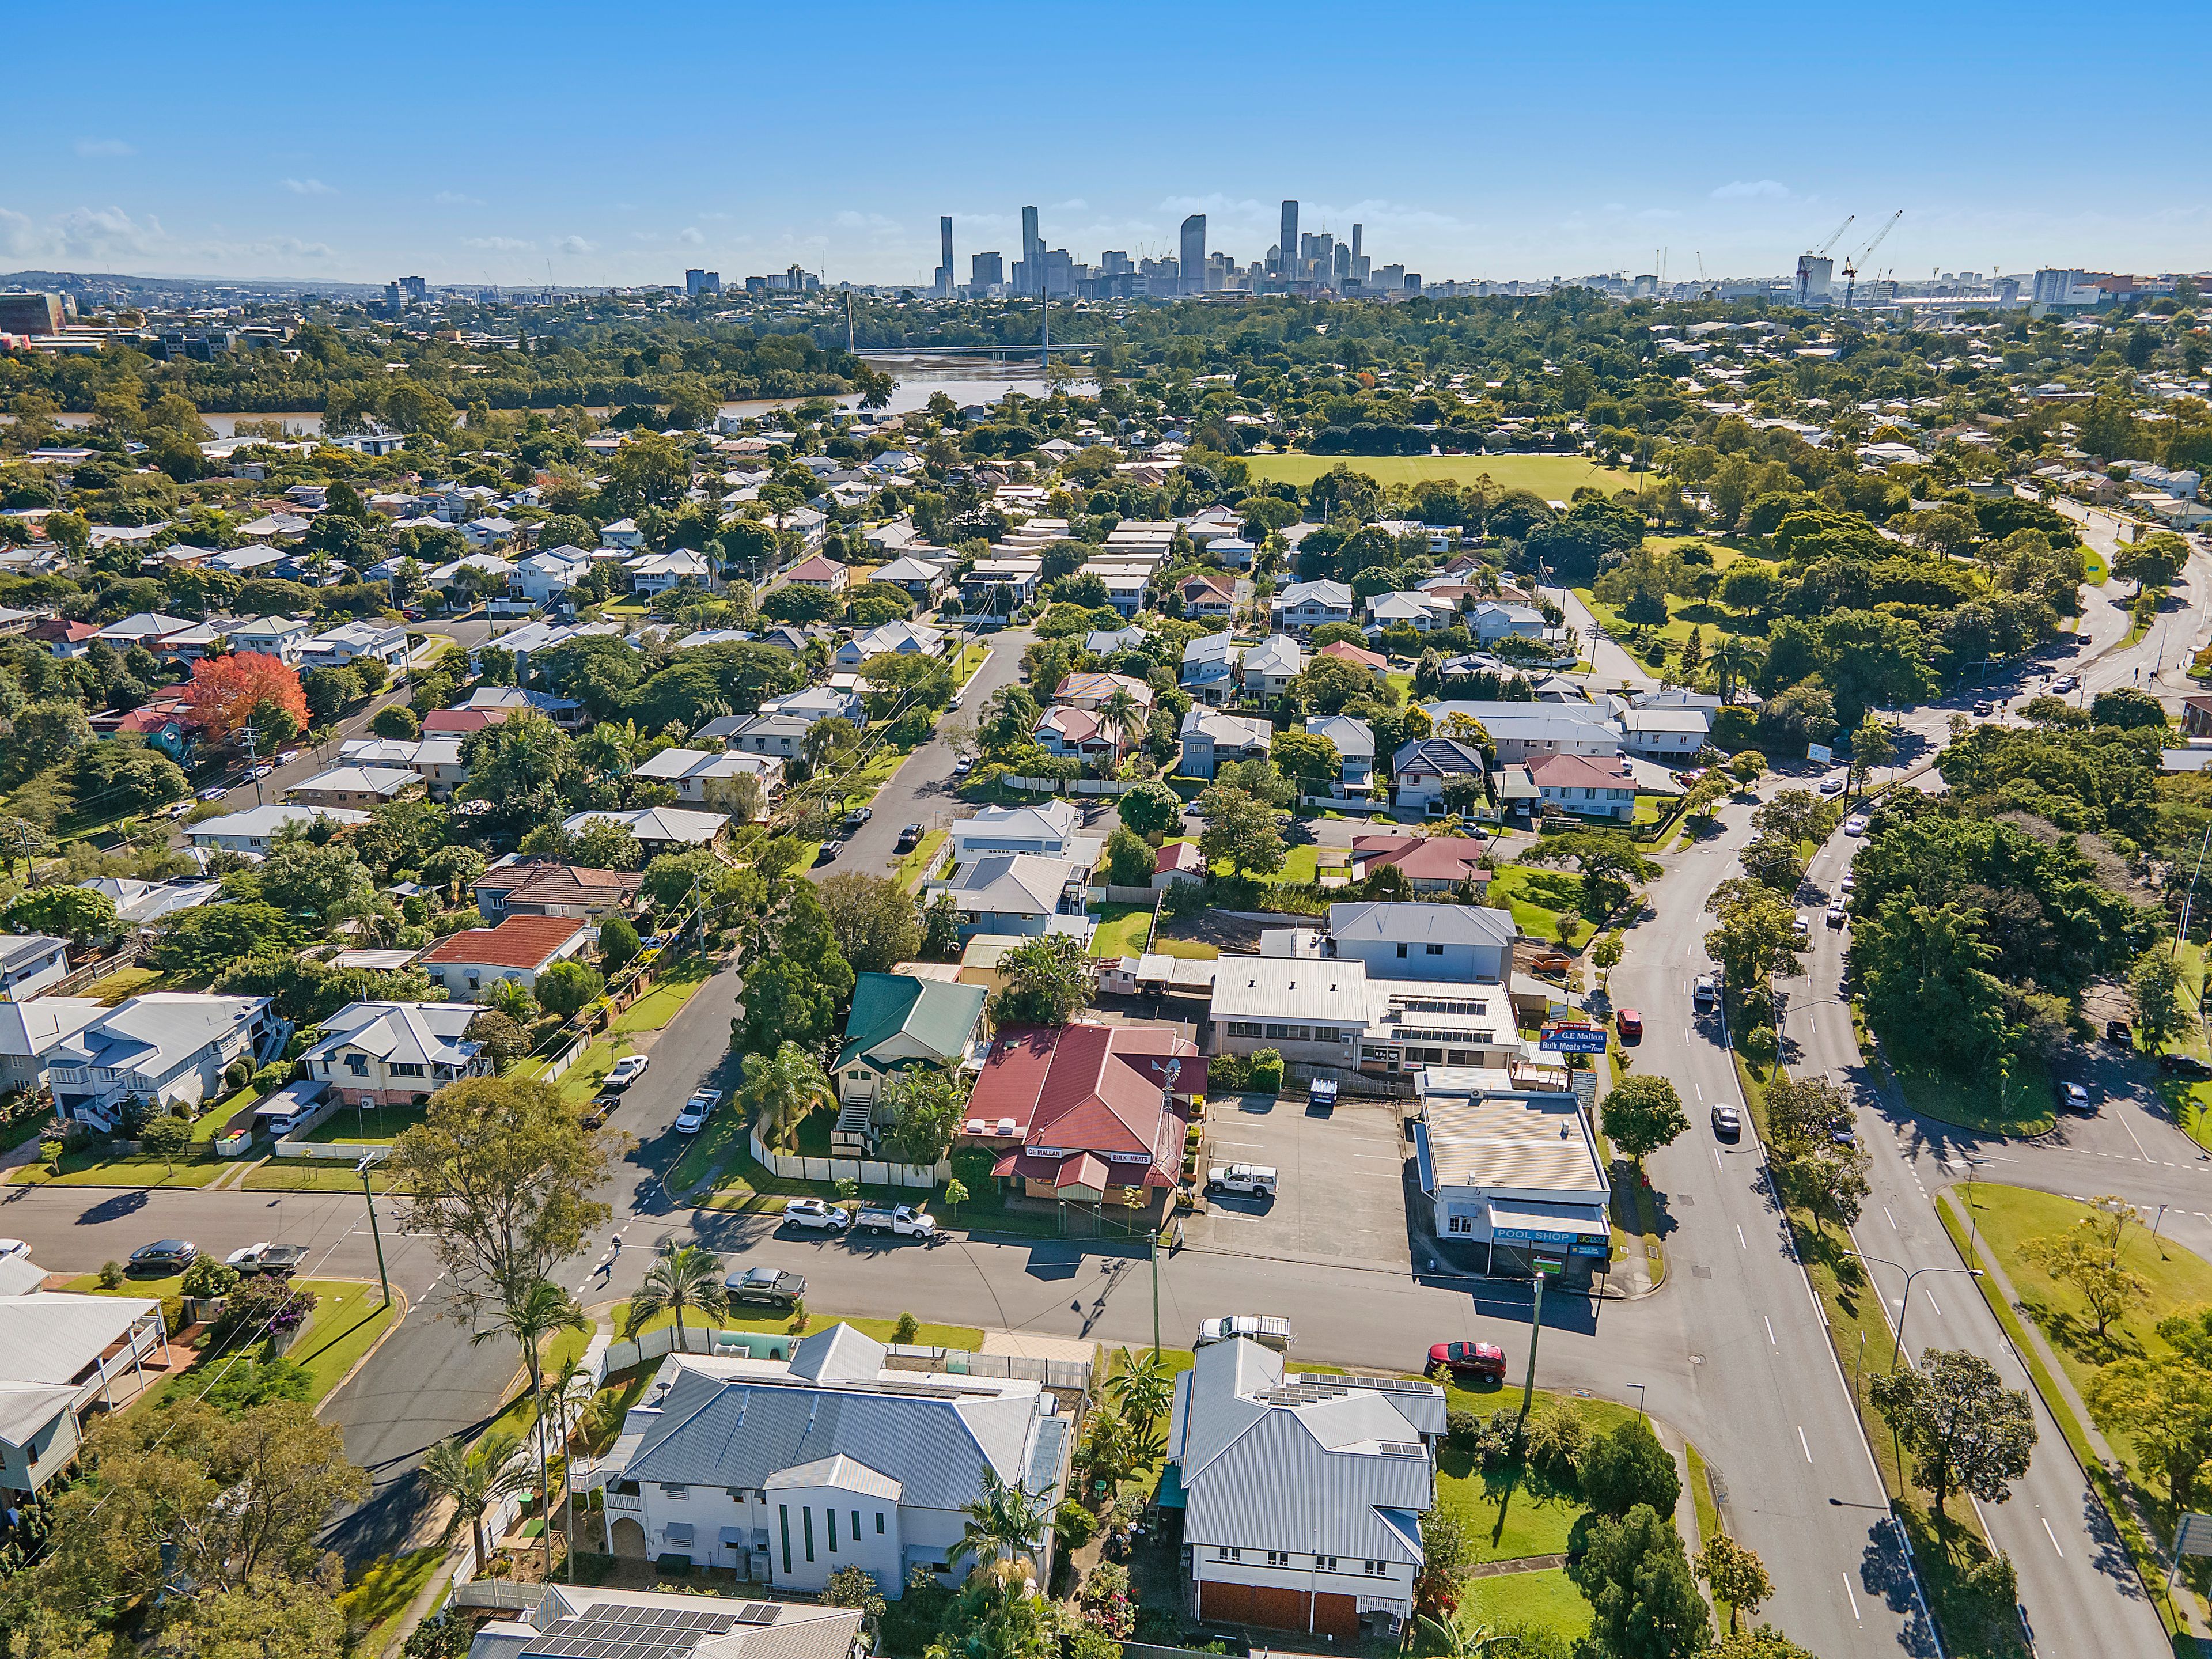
1188, 1092, 1413, 1272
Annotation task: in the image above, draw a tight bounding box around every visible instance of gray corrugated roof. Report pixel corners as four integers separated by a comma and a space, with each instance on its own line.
0, 1291, 157, 1384
1329, 902, 1516, 950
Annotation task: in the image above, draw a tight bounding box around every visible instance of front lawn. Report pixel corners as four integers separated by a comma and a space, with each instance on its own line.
1089, 903, 1157, 960
88, 965, 162, 1005
1484, 865, 1586, 945
301, 1099, 427, 1146
609, 1303, 982, 1350
13, 1149, 237, 1188
1453, 1569, 1592, 1643
1434, 1383, 1637, 1563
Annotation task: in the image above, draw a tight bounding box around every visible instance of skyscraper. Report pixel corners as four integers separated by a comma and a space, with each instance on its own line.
1180, 213, 1206, 294
1280, 201, 1298, 281
937, 217, 955, 297
1021, 205, 1041, 292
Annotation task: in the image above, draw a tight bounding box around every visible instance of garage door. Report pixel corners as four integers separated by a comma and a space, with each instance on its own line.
1198, 1580, 1311, 1631
1198, 1581, 1253, 1624
1312, 1592, 1358, 1638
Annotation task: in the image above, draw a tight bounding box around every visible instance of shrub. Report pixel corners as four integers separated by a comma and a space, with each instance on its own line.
1445, 1408, 1480, 1452
180, 1255, 239, 1298
140, 1114, 192, 1163
99, 1259, 126, 1289
1523, 1400, 1589, 1482
1246, 1047, 1284, 1095
211, 1275, 317, 1344
822, 1564, 886, 1618
224, 1057, 253, 1092
787, 1298, 808, 1334
1475, 1408, 1527, 1472
194, 1355, 313, 1416
892, 1311, 920, 1344
1578, 1418, 1681, 1518
1054, 1497, 1099, 1550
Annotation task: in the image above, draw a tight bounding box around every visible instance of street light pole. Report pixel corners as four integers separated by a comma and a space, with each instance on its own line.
1849, 1251, 1983, 1368
1628, 1381, 1646, 1422
357, 1153, 391, 1308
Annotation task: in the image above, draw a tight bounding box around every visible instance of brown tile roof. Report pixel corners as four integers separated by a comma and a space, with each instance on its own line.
507, 863, 645, 906
1353, 834, 1490, 885
1317, 640, 1387, 672
421, 914, 590, 971
423, 707, 502, 734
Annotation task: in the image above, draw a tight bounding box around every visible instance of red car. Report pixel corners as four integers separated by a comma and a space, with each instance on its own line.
1615, 1009, 1642, 1039
1426, 1340, 1507, 1382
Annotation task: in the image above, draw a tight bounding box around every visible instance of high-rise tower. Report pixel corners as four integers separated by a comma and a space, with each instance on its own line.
1279, 201, 1299, 280
1180, 213, 1207, 294
937, 217, 955, 297
1021, 205, 1041, 291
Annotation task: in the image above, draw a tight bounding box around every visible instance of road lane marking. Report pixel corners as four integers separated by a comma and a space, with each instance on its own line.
1737, 1225, 1746, 1248
1764, 1316, 1776, 1346
2043, 1517, 2064, 1556
1798, 1425, 1812, 1462
1925, 1290, 1942, 1317
1884, 1206, 1897, 1229
1713, 1149, 1723, 1171
1212, 1139, 1265, 1149
1843, 1577, 1861, 1621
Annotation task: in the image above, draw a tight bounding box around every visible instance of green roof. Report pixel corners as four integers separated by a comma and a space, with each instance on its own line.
835, 971, 988, 1073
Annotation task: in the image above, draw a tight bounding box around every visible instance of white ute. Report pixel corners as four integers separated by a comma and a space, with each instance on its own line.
855, 1203, 938, 1239
1205, 1163, 1278, 1198
1194, 1315, 1295, 1351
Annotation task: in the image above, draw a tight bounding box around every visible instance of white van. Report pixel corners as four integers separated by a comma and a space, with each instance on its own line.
1194, 1315, 1295, 1352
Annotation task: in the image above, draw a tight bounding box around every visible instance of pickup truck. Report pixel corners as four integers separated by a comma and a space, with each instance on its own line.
1195, 1315, 1294, 1351
855, 1204, 938, 1240
1205, 1163, 1278, 1198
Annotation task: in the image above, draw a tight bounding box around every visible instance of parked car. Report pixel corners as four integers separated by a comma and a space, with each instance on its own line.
855, 1204, 938, 1240
816, 839, 844, 862
1426, 1340, 1506, 1382
1971, 700, 1993, 717
1615, 1008, 1642, 1039
1818, 775, 1844, 796
952, 757, 974, 777
1825, 906, 1847, 929
1196, 1315, 1294, 1352
1711, 1103, 1742, 1140
197, 785, 229, 801
843, 806, 873, 830
582, 1090, 621, 1128
895, 823, 924, 852
782, 1199, 850, 1232
604, 1055, 650, 1090
277, 750, 300, 766
1842, 814, 1871, 836
1692, 975, 1717, 1010
2160, 1052, 2212, 1078
726, 1265, 805, 1308
159, 800, 190, 819
225, 1243, 308, 1277
673, 1089, 721, 1135
1205, 1162, 1278, 1198
129, 1240, 198, 1274
2058, 1081, 2096, 1116
247, 764, 274, 781
2105, 1020, 2134, 1046
1840, 873, 1857, 895
1790, 915, 1812, 943
0, 1238, 30, 1260
401, 607, 426, 622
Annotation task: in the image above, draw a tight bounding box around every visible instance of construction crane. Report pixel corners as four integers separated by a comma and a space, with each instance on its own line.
1841, 210, 1904, 311
1795, 215, 1855, 305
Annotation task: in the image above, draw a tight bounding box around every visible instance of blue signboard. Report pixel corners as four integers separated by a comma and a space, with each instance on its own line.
1540, 1028, 1609, 1054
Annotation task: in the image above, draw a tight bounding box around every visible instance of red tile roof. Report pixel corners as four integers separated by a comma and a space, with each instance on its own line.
1154, 842, 1205, 875
1317, 640, 1387, 672
1525, 752, 1634, 790
421, 914, 589, 971
423, 707, 502, 734
1353, 834, 1490, 885
967, 1021, 1203, 1190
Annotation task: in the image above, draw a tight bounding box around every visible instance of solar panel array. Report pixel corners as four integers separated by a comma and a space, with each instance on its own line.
524, 1602, 781, 1659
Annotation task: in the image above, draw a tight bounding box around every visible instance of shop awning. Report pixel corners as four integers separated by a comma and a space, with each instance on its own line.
1412, 1120, 1436, 1196
1487, 1200, 1609, 1249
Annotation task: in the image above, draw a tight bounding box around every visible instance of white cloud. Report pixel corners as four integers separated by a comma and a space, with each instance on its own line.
677, 225, 704, 245
435, 190, 485, 207
555, 234, 595, 254
1711, 179, 1789, 200
0, 203, 328, 267
465, 236, 533, 252
281, 177, 336, 196
74, 138, 133, 158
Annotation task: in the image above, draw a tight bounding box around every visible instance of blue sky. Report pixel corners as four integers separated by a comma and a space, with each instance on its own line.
9, 1, 2206, 287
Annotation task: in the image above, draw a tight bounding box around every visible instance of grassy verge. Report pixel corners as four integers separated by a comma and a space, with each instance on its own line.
609, 1302, 982, 1350
340, 1546, 447, 1658
1735, 1059, 2027, 1657
894, 828, 948, 890
242, 1158, 399, 1193
611, 955, 714, 1034
1938, 1192, 2200, 1645
1866, 1037, 2056, 1138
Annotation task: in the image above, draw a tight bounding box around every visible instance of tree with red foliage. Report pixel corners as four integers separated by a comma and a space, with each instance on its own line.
187, 652, 309, 745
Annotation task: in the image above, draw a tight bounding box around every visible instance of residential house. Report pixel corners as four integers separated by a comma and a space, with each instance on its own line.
78, 876, 221, 936
0, 997, 105, 1096
871, 555, 952, 605
427, 553, 518, 593
1238, 634, 1304, 699
1615, 705, 1711, 763
960, 559, 1041, 614
495, 619, 624, 683
1521, 752, 1637, 821
782, 552, 850, 593
459, 686, 587, 729
1363, 591, 1454, 634
0, 1292, 171, 1498
1315, 639, 1388, 684
1421, 703, 1619, 764
719, 713, 813, 762
298, 1001, 492, 1108
1180, 633, 1245, 706
225, 615, 314, 663
1179, 571, 1236, 620
629, 548, 715, 596
1414, 1069, 1611, 1279
1325, 902, 1514, 983
459, 1588, 863, 1659
419, 915, 594, 999
1389, 738, 1487, 816
930, 853, 1091, 939
1085, 625, 1147, 656
1053, 671, 1156, 715
835, 620, 942, 669
0, 935, 68, 999
1466, 601, 1546, 645
1032, 705, 1128, 764
2185, 696, 2212, 741
964, 1021, 1204, 1224
1178, 707, 1272, 778
598, 517, 646, 550
473, 859, 645, 926
1165, 1336, 1441, 1637
560, 806, 729, 855
513, 546, 593, 604
285, 766, 424, 810
92, 612, 192, 650
832, 971, 990, 1109
301, 619, 409, 671
1270, 579, 1355, 634
1304, 715, 1375, 796
1207, 536, 1256, 570
49, 993, 280, 1131
28, 620, 99, 658
760, 686, 868, 728
629, 748, 783, 813
186, 803, 369, 854
339, 736, 469, 798
946, 800, 1084, 864
1080, 563, 1150, 616
461, 516, 521, 551
1153, 842, 1207, 888
88, 693, 199, 763
1349, 835, 1490, 895
595, 1324, 1071, 1593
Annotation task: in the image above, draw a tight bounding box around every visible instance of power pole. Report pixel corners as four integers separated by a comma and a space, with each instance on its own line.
357, 1153, 391, 1307
1518, 1268, 1547, 1422
240, 726, 264, 807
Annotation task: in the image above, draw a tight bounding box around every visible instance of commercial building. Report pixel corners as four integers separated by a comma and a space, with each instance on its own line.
1412, 1067, 1611, 1280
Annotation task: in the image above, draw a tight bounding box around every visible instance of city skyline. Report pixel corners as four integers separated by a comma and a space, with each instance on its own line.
6, 0, 2208, 287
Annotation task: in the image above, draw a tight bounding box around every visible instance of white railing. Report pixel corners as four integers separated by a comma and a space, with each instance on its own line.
747, 1128, 946, 1190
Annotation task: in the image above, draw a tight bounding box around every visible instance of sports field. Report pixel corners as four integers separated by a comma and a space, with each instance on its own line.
1244, 452, 1643, 499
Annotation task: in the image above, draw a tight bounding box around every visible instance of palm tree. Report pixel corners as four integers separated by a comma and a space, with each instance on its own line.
1710, 636, 1757, 706
421, 1430, 528, 1570
625, 1242, 729, 1354
740, 1041, 836, 1151
1099, 688, 1141, 762
543, 1350, 594, 1580
956, 1464, 1051, 1585
470, 1279, 589, 1579
1104, 1349, 1174, 1448
1416, 1616, 1516, 1658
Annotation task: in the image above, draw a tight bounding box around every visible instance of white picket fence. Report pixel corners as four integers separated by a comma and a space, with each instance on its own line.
748, 1128, 947, 1190
1002, 775, 1138, 796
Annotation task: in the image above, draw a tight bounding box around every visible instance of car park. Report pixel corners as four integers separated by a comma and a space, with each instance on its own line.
130, 1240, 198, 1274
855, 1204, 938, 1239
1842, 813, 1870, 836
673, 1089, 721, 1134
1196, 1315, 1294, 1351
2058, 1081, 2096, 1115
1615, 1008, 1642, 1039
1692, 975, 1717, 1010
604, 1055, 650, 1090
726, 1264, 806, 1308
1825, 906, 1847, 929
1426, 1339, 1506, 1382
1205, 1162, 1279, 1198
1711, 1103, 1741, 1140
782, 1199, 850, 1231
225, 1243, 308, 1277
